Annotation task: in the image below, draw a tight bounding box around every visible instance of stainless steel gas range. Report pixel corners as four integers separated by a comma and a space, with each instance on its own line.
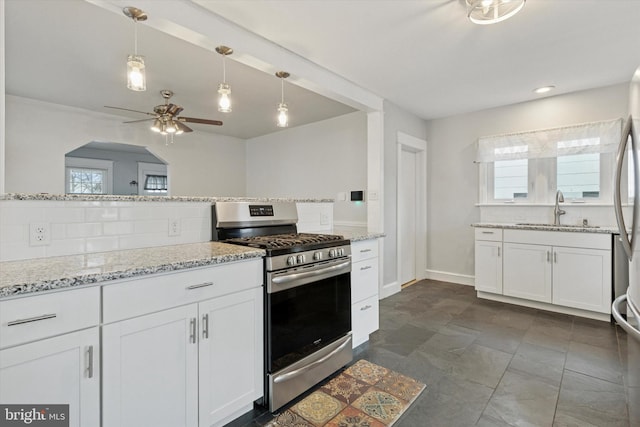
212, 201, 353, 412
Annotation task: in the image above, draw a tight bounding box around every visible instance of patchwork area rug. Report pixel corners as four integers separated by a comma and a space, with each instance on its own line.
268, 359, 426, 427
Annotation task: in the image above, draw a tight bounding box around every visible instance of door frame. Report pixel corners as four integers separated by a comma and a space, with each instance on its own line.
396, 132, 427, 291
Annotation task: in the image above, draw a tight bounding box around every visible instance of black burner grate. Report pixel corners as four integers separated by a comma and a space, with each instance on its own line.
226, 233, 344, 249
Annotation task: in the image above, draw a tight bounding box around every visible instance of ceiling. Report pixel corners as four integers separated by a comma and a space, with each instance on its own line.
3, 0, 355, 140
5, 0, 640, 142
199, 0, 640, 119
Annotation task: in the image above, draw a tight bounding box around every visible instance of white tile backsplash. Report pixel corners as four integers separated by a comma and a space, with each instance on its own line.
0, 200, 214, 261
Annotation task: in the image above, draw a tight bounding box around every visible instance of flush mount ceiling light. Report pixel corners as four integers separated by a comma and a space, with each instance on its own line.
533, 85, 556, 94
275, 71, 290, 128
466, 0, 526, 25
123, 6, 147, 91
215, 46, 233, 113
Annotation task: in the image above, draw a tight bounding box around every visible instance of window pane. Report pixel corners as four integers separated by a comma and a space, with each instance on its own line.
557, 153, 599, 198
494, 159, 528, 200
67, 167, 106, 194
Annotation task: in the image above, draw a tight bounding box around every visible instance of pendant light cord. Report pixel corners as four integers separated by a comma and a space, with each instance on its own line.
222, 54, 227, 84
281, 78, 285, 103
133, 19, 138, 55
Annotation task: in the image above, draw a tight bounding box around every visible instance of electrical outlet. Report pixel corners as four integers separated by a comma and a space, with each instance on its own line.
30, 223, 51, 246
320, 213, 330, 225
168, 218, 181, 236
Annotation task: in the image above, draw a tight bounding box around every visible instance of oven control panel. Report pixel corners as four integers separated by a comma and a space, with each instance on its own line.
249, 205, 274, 216
267, 244, 352, 272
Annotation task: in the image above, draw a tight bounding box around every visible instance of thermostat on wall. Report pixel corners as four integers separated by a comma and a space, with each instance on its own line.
350, 191, 364, 202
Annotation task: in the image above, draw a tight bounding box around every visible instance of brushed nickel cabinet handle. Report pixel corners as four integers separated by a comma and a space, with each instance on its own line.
360, 305, 372, 311
360, 249, 372, 253
497, 247, 501, 257
189, 318, 197, 344
86, 346, 94, 378
7, 313, 57, 327
186, 282, 214, 290
360, 265, 372, 271
546, 251, 550, 263
482, 231, 494, 234
554, 252, 558, 263
202, 314, 209, 339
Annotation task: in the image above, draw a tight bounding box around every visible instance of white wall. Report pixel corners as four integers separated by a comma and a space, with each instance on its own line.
426, 83, 629, 280
5, 95, 247, 197
382, 101, 428, 287
246, 111, 368, 226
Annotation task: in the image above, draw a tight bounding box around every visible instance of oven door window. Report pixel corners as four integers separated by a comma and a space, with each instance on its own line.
267, 271, 351, 373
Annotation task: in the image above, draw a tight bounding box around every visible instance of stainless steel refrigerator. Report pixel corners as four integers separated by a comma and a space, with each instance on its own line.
613, 66, 640, 426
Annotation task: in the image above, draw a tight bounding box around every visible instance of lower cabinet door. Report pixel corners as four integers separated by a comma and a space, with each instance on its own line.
352, 295, 379, 348
474, 240, 503, 294
503, 242, 552, 303
0, 327, 100, 427
198, 287, 263, 427
552, 246, 612, 313
102, 305, 199, 427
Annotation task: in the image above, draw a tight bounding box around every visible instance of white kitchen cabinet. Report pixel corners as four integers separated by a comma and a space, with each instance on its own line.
0, 288, 101, 427
102, 305, 199, 427
198, 287, 263, 427
503, 242, 552, 303
351, 239, 380, 348
501, 229, 612, 314
474, 228, 503, 294
552, 246, 611, 313
102, 261, 263, 427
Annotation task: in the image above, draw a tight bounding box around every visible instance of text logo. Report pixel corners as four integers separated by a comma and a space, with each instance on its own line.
0, 405, 69, 427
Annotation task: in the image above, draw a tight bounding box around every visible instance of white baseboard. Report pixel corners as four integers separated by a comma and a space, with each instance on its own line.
424, 269, 475, 287
380, 280, 400, 299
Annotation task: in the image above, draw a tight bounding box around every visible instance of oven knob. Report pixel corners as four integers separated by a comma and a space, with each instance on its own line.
338, 248, 344, 256
297, 254, 305, 264
329, 249, 336, 258
313, 251, 323, 261
287, 256, 297, 266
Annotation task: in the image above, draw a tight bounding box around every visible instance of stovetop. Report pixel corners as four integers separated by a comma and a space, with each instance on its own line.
225, 233, 345, 250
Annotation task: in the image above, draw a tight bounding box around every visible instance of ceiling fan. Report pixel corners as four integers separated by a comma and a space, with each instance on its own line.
105, 89, 223, 135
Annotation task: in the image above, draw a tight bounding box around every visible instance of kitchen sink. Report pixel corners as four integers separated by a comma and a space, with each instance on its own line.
515, 222, 600, 229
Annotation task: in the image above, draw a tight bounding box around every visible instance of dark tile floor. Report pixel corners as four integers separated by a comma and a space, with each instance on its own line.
227, 280, 632, 427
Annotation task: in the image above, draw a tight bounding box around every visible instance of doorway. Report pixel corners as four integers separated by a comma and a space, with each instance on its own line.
397, 132, 427, 289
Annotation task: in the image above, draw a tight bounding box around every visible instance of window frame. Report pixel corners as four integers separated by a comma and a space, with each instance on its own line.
65, 157, 113, 195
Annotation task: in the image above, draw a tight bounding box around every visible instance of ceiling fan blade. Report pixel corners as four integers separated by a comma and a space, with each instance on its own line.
123, 118, 155, 124
178, 117, 223, 126
104, 106, 156, 117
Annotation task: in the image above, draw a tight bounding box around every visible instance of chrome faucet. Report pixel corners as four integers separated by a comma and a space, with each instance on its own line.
554, 190, 566, 225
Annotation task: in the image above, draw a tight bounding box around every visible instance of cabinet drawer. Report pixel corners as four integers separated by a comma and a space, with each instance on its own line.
475, 228, 503, 242
503, 229, 611, 249
103, 260, 263, 323
351, 259, 379, 303
0, 286, 100, 349
352, 295, 379, 348
351, 240, 378, 263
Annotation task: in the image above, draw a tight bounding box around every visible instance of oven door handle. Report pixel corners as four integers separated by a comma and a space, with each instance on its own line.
272, 336, 352, 384
271, 260, 351, 288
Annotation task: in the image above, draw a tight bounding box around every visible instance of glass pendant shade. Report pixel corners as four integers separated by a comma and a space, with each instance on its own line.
467, 0, 525, 25
165, 120, 177, 134
217, 83, 232, 113
127, 54, 146, 91
150, 118, 162, 133
277, 103, 289, 128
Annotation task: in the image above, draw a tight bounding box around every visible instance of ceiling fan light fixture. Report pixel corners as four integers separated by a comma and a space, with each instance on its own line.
275, 71, 290, 128
165, 120, 177, 134
150, 118, 162, 133
466, 0, 525, 25
215, 46, 233, 113
123, 7, 148, 91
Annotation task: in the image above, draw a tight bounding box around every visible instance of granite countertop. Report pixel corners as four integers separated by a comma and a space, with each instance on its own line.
472, 222, 620, 234
0, 242, 265, 299
1, 193, 334, 203
332, 227, 385, 242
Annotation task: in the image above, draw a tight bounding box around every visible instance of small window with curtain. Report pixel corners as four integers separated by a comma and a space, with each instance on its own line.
143, 175, 168, 192
477, 119, 622, 204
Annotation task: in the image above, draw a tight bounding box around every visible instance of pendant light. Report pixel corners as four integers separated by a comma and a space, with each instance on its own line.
466, 0, 525, 25
123, 7, 147, 91
275, 71, 290, 128
215, 46, 233, 113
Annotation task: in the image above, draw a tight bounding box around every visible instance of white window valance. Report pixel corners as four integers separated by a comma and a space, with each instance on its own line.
475, 118, 623, 163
